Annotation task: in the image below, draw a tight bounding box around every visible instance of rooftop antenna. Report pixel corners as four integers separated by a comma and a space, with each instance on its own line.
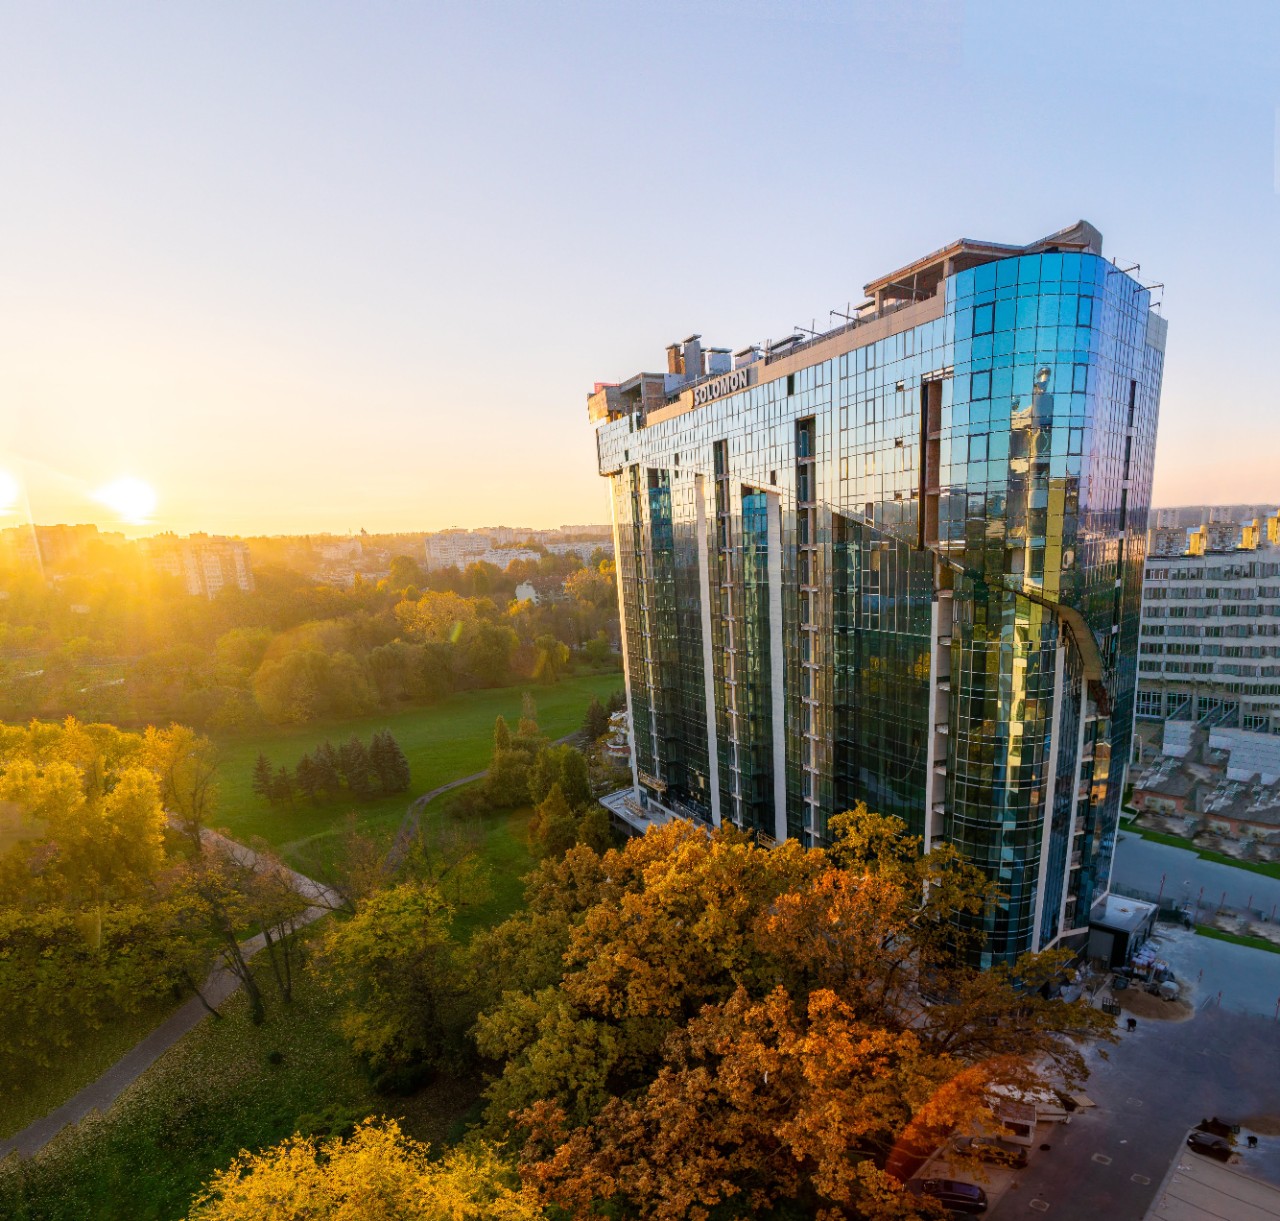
795, 319, 821, 338
830, 302, 856, 323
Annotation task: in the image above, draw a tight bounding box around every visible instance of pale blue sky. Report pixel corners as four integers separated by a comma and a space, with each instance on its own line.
1, 1, 1277, 534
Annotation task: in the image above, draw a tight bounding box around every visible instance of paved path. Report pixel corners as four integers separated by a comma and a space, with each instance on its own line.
4, 730, 586, 1161
0, 832, 339, 1163
383, 731, 584, 870
1112, 833, 1280, 921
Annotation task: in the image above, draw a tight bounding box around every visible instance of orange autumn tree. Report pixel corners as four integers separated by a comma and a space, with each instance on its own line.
473, 807, 1113, 1220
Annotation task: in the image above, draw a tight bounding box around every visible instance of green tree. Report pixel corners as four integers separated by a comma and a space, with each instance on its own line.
251, 753, 274, 802
575, 805, 614, 855
313, 881, 467, 1077
271, 764, 294, 806
494, 714, 512, 752
295, 753, 319, 803
533, 634, 570, 684
528, 784, 578, 860
339, 735, 373, 798
582, 696, 609, 741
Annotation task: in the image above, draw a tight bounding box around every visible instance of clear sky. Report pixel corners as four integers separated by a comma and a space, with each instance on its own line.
2, 0, 1278, 537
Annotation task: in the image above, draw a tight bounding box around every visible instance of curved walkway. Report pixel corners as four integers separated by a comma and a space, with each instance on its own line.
0, 832, 339, 1163
2, 730, 586, 1162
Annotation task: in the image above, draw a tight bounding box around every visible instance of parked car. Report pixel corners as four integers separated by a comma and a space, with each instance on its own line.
908, 1177, 989, 1214
1186, 1131, 1233, 1162
952, 1134, 1030, 1169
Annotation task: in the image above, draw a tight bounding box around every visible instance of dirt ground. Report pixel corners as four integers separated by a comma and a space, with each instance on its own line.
1242, 1113, 1280, 1135
1117, 987, 1194, 1022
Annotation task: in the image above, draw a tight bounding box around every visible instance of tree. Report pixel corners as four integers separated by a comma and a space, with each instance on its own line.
533, 635, 570, 684
580, 634, 612, 668
386, 554, 426, 593
295, 753, 320, 803
494, 715, 512, 752
141, 724, 220, 847
582, 696, 608, 742
575, 805, 614, 855
528, 784, 578, 860
271, 764, 294, 806
251, 753, 274, 802
474, 810, 1113, 1218
486, 750, 531, 808
529, 745, 591, 810
312, 740, 342, 800
339, 735, 373, 798
187, 1120, 541, 1220
313, 881, 468, 1078
379, 731, 411, 793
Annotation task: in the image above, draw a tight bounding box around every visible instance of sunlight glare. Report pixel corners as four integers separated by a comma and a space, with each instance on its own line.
0, 471, 18, 514
94, 476, 158, 524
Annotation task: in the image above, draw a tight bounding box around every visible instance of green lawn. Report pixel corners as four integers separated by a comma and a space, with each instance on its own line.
0, 959, 482, 1221
213, 673, 620, 876
1195, 924, 1280, 955
1126, 822, 1280, 881
422, 785, 537, 940
0, 782, 545, 1221
0, 997, 181, 1142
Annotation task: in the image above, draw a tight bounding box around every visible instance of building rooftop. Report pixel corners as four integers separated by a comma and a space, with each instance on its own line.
588, 219, 1109, 425
862, 219, 1104, 306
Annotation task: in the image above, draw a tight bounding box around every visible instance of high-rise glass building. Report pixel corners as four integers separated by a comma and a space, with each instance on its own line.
589, 222, 1166, 964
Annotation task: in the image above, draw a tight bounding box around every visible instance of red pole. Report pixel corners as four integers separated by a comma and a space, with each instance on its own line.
1196, 886, 1204, 925
1157, 873, 1166, 908
1220, 891, 1228, 915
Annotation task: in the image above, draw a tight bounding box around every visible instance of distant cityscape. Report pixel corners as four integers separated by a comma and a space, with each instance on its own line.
0, 521, 612, 599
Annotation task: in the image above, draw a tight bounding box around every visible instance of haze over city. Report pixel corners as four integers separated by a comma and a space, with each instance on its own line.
3, 0, 1279, 536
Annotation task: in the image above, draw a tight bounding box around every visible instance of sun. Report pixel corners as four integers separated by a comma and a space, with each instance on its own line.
0, 471, 18, 515
94, 476, 158, 524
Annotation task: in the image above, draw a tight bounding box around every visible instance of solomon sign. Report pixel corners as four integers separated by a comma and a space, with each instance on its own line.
693, 366, 753, 407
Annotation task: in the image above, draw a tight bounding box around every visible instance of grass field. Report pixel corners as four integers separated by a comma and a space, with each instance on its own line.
212, 672, 620, 876
1126, 821, 1280, 881
1196, 924, 1280, 955
0, 997, 180, 1142
0, 961, 483, 1221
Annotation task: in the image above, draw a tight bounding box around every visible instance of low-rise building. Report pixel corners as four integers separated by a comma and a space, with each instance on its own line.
1132, 722, 1280, 841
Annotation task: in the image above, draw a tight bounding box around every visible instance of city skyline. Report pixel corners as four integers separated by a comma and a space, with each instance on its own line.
3, 2, 1279, 537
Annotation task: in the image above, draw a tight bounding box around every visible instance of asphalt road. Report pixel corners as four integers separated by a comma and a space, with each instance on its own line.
1111, 832, 1280, 921
990, 1001, 1280, 1220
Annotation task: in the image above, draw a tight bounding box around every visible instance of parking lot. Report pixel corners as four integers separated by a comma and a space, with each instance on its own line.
985, 1000, 1280, 1218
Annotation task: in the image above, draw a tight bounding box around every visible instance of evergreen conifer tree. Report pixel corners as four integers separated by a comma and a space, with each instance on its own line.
583, 696, 608, 741
383, 732, 411, 793
369, 730, 392, 792
272, 765, 294, 806
313, 741, 342, 799
252, 753, 274, 802
340, 735, 373, 798
295, 753, 319, 803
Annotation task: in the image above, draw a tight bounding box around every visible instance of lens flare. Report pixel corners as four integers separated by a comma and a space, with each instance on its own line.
0, 471, 18, 513
93, 476, 157, 524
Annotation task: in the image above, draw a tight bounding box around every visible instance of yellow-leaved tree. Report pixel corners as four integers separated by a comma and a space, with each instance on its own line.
187, 1119, 541, 1220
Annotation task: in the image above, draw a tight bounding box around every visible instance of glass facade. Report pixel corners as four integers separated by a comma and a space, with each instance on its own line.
591, 229, 1166, 964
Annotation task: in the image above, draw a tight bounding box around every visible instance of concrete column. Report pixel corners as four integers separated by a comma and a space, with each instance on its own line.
1031, 638, 1066, 950
1057, 681, 1091, 938
608, 476, 640, 793
767, 489, 787, 843
694, 475, 721, 826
